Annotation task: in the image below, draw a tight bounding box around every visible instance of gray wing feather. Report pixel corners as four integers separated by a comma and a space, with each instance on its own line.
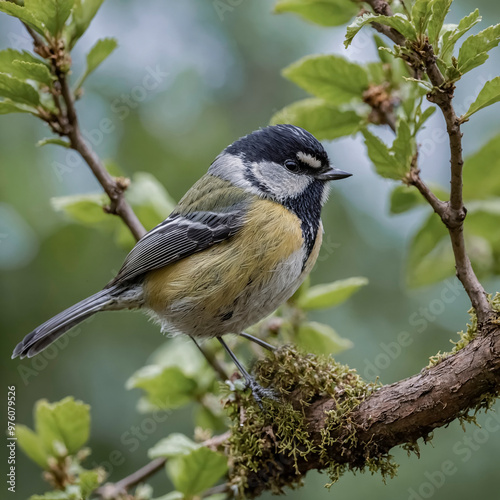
108, 204, 247, 286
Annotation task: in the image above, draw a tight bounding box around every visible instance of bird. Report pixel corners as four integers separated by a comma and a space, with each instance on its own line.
12, 124, 351, 402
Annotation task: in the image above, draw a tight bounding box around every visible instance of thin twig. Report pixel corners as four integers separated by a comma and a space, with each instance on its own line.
96, 432, 230, 498
364, 0, 492, 323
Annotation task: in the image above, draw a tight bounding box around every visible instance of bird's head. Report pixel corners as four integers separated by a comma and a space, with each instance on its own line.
209, 124, 351, 206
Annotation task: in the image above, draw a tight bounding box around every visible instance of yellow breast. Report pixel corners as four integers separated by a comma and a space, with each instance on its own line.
143, 199, 304, 317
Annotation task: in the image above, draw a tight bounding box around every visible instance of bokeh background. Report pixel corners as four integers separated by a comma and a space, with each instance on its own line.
1, 0, 500, 499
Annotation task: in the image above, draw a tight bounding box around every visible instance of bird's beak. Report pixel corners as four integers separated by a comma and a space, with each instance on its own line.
317, 167, 352, 181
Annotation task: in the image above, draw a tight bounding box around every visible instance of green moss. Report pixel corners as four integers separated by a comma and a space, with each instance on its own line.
224, 346, 396, 497
428, 293, 500, 368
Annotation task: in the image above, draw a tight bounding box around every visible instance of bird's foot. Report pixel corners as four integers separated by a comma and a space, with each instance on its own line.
245, 376, 278, 409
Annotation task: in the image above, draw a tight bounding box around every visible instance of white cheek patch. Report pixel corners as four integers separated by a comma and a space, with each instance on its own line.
297, 151, 321, 169
252, 161, 312, 200
208, 153, 262, 197
321, 183, 331, 206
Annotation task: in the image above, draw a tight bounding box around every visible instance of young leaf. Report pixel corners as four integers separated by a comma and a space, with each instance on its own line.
71, 0, 106, 45
440, 9, 481, 62
283, 54, 368, 105
24, 0, 73, 37
12, 61, 54, 86
0, 2, 45, 36
166, 447, 228, 497
15, 425, 49, 468
270, 98, 361, 140
75, 38, 118, 89
390, 184, 448, 214
79, 469, 102, 499
463, 134, 500, 200
415, 105, 436, 132
457, 24, 500, 74
295, 321, 353, 355
373, 35, 392, 64
0, 73, 40, 106
126, 365, 198, 409
0, 100, 35, 114
274, 0, 358, 27
362, 129, 404, 179
345, 13, 417, 48
30, 492, 71, 500
392, 119, 413, 168
0, 49, 49, 80
50, 397, 90, 454
148, 433, 200, 460
428, 0, 452, 47
296, 276, 368, 310
411, 0, 433, 36
462, 76, 500, 120
37, 137, 71, 148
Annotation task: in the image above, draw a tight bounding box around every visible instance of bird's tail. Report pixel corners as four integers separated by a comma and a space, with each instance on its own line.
12, 287, 122, 359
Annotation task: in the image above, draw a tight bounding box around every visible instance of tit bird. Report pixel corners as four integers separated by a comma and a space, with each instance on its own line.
12, 124, 351, 401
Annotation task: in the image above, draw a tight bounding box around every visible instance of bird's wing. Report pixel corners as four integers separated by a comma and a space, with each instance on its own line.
108, 201, 249, 286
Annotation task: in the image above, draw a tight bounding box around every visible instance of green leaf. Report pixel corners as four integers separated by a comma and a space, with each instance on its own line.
37, 137, 71, 148
392, 119, 414, 168
389, 184, 448, 214
79, 469, 102, 499
0, 100, 35, 114
0, 49, 49, 80
373, 35, 392, 64
126, 366, 198, 409
296, 276, 368, 310
0, 1, 45, 36
295, 321, 353, 355
428, 0, 452, 47
415, 105, 436, 132
283, 54, 368, 105
148, 433, 200, 460
411, 0, 433, 36
34, 397, 90, 456
13, 61, 54, 86
362, 129, 405, 179
76, 38, 118, 89
50, 397, 90, 454
270, 98, 361, 141
345, 13, 417, 48
457, 24, 500, 74
167, 447, 228, 497
71, 0, 106, 45
0, 74, 40, 106
407, 212, 451, 287
35, 401, 67, 456
463, 76, 500, 120
24, 0, 73, 37
30, 493, 70, 500
51, 193, 109, 225
274, 0, 358, 27
463, 134, 500, 200
440, 10, 481, 62
16, 425, 49, 468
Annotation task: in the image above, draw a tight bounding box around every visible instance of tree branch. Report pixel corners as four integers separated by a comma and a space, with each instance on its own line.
362, 0, 492, 323
243, 320, 500, 496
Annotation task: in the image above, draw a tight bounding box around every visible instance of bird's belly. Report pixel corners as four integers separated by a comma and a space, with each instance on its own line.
143, 200, 322, 338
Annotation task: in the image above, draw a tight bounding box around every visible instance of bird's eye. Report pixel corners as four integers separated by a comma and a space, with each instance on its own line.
284, 160, 299, 172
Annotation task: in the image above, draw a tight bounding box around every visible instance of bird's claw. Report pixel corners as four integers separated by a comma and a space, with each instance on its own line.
245, 376, 278, 409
